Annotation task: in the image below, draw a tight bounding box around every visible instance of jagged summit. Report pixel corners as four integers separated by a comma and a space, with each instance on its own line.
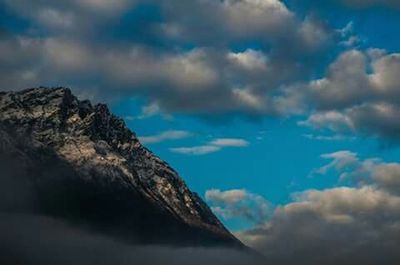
0, 87, 241, 246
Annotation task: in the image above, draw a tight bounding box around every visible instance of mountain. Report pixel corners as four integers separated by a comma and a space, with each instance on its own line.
0, 87, 242, 247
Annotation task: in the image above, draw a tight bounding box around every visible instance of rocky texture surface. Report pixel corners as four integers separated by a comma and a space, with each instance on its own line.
0, 87, 241, 246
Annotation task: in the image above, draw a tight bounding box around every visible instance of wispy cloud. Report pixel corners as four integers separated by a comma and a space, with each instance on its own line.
170, 145, 221, 155
125, 102, 173, 121
139, 130, 192, 144
170, 138, 249, 155
302, 134, 356, 141
210, 138, 249, 147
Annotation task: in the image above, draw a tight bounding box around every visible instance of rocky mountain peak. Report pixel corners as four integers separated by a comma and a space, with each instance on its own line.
0, 87, 242, 247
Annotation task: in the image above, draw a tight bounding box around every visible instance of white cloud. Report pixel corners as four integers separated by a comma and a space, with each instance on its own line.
227, 49, 268, 71
313, 150, 400, 193
139, 130, 192, 144
170, 138, 249, 155
237, 185, 400, 265
340, 35, 360, 47
162, 49, 220, 91
205, 189, 248, 204
299, 110, 355, 132
337, 21, 354, 37
299, 49, 400, 140
373, 163, 400, 194
310, 49, 371, 110
370, 53, 400, 92
236, 152, 400, 264
0, 0, 336, 120
315, 150, 360, 176
44, 39, 95, 72
36, 8, 75, 30
170, 145, 221, 155
135, 102, 161, 120
302, 134, 355, 141
5, 0, 400, 143
337, 21, 360, 47
232, 88, 266, 111
298, 16, 331, 50
205, 189, 271, 224
222, 0, 293, 37
126, 102, 173, 121
210, 138, 250, 147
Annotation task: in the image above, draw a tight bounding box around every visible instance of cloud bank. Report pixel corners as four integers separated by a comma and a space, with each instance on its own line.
0, 213, 262, 265
0, 0, 333, 117
234, 151, 400, 265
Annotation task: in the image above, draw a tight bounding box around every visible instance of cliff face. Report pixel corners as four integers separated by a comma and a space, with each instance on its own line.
0, 87, 241, 246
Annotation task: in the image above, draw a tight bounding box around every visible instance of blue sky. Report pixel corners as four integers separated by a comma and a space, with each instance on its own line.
2, 0, 400, 260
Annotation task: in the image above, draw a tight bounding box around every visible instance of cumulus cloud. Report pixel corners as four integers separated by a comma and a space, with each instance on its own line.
161, 0, 332, 49
235, 151, 400, 265
313, 150, 400, 193
221, 0, 293, 38
138, 130, 192, 144
299, 49, 400, 140
0, 0, 335, 119
205, 189, 271, 224
227, 49, 268, 72
237, 186, 400, 265
0, 33, 289, 115
0, 0, 135, 49
310, 49, 371, 110
170, 138, 249, 155
2, 0, 400, 143
4, 0, 135, 25
160, 0, 293, 41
